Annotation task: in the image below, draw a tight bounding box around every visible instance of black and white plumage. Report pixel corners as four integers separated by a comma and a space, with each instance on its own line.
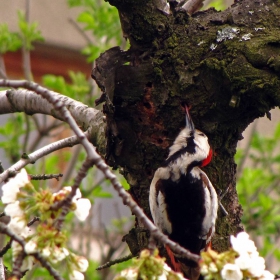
149, 107, 218, 280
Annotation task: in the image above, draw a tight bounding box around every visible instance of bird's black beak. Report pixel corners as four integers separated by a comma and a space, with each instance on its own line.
185, 105, 195, 132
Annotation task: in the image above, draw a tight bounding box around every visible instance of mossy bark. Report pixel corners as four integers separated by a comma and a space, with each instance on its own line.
92, 0, 280, 255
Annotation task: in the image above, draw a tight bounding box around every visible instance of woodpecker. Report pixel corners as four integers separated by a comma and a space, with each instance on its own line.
149, 106, 218, 280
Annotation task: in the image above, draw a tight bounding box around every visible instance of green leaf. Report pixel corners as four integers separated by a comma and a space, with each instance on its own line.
92, 185, 113, 198
18, 10, 44, 50
0, 24, 22, 54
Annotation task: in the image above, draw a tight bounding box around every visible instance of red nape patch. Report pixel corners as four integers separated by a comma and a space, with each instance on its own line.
201, 149, 213, 167
165, 245, 182, 273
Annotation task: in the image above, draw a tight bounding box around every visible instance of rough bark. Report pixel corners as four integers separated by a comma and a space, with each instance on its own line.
92, 0, 280, 255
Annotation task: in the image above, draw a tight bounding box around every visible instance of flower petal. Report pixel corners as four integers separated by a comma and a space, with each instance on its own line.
74, 198, 91, 221
221, 263, 243, 280
5, 201, 24, 217
70, 270, 84, 280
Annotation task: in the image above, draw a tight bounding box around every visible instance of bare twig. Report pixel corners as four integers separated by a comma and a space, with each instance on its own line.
58, 144, 82, 188
0, 135, 80, 183
29, 173, 63, 181
27, 217, 40, 227
68, 18, 93, 45
82, 174, 106, 197
28, 119, 63, 152
23, 114, 31, 153
96, 254, 134, 270
0, 55, 7, 79
22, 0, 32, 82
0, 239, 12, 257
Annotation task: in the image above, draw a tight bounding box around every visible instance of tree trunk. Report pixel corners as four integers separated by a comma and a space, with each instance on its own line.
92, 0, 280, 255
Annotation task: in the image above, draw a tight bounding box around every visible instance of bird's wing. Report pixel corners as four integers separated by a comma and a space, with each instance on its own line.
200, 169, 218, 245
149, 168, 172, 234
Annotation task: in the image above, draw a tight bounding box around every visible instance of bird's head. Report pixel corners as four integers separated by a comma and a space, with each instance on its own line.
167, 105, 212, 167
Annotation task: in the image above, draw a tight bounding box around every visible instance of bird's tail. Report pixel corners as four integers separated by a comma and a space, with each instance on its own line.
165, 245, 201, 280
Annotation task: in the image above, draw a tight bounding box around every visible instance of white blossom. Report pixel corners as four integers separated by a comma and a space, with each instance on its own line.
235, 252, 253, 270
42, 247, 51, 258
2, 183, 20, 204
70, 270, 84, 280
75, 256, 89, 272
54, 187, 81, 201
221, 263, 243, 280
4, 201, 24, 217
1, 169, 29, 203
24, 240, 37, 254
74, 198, 91, 221
230, 232, 257, 255
8, 217, 27, 235
247, 255, 265, 277
209, 262, 218, 273
16, 169, 30, 186
200, 264, 209, 275
52, 247, 69, 263
260, 270, 275, 280
72, 188, 82, 201
117, 268, 138, 280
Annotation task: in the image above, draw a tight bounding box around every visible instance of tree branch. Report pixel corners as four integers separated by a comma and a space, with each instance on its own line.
0, 88, 103, 133
0, 135, 80, 183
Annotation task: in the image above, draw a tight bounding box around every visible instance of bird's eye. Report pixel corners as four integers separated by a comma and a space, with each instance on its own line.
198, 133, 205, 136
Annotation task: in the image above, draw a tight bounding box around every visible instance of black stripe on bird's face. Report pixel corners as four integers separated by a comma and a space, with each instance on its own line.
164, 134, 196, 166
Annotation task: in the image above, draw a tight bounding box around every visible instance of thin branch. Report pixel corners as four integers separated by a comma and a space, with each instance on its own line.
0, 239, 12, 257
68, 18, 93, 45
0, 88, 104, 135
58, 144, 82, 188
22, 0, 32, 82
0, 55, 7, 79
29, 174, 63, 181
0, 135, 80, 183
31, 252, 64, 280
27, 217, 40, 227
23, 114, 31, 153
96, 254, 134, 270
82, 174, 106, 197
28, 120, 63, 152
0, 222, 63, 280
